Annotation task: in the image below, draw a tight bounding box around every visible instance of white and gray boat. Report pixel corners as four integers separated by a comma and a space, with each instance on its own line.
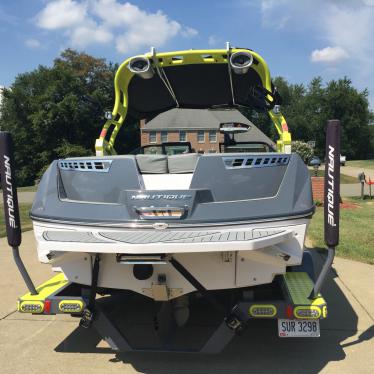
30, 47, 314, 304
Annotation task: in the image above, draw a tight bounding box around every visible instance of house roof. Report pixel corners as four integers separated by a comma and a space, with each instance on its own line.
142, 108, 275, 147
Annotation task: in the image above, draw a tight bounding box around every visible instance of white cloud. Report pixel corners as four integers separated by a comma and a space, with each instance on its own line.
259, 0, 296, 29
322, 6, 374, 62
71, 24, 113, 48
35, 0, 197, 53
208, 35, 220, 47
310, 46, 349, 64
92, 0, 144, 27
257, 1, 374, 64
25, 38, 42, 49
181, 26, 198, 38
256, 0, 374, 105
114, 9, 181, 54
36, 0, 87, 29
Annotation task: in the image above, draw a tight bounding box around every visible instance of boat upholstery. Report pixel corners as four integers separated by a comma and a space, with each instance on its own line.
135, 154, 168, 174
135, 153, 200, 174
168, 153, 200, 174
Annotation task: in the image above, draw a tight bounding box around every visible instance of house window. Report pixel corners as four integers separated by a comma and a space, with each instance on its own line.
209, 130, 217, 143
197, 130, 205, 143
161, 131, 168, 143
149, 131, 157, 143
179, 130, 186, 142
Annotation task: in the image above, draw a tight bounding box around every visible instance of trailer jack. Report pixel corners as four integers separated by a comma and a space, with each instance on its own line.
80, 254, 101, 329
225, 305, 248, 333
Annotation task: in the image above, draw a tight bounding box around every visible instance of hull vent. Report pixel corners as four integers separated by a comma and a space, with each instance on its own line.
58, 159, 112, 173
223, 155, 289, 169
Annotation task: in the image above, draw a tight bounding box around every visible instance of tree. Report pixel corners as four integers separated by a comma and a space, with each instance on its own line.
291, 141, 314, 163
270, 76, 372, 159
0, 50, 118, 185
322, 78, 371, 159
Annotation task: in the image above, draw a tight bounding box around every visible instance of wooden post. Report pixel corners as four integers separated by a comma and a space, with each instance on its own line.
361, 181, 365, 199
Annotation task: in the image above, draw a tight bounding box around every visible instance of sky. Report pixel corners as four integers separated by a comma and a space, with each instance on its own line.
1, 0, 374, 108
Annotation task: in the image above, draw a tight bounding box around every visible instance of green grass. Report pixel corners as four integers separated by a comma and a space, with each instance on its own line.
17, 185, 37, 192
0, 203, 33, 238
0, 185, 37, 193
307, 198, 374, 264
346, 160, 374, 169
309, 170, 358, 184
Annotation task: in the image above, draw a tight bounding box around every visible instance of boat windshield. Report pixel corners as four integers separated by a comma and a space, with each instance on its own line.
131, 142, 192, 155
222, 142, 274, 153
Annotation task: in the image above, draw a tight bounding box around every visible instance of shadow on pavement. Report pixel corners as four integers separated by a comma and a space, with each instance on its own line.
340, 325, 374, 349
55, 249, 364, 374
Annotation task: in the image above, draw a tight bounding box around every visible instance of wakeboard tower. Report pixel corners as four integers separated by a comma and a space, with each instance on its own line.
0, 44, 340, 353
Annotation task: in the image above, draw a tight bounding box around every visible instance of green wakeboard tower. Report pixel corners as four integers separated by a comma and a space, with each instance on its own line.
95, 43, 292, 156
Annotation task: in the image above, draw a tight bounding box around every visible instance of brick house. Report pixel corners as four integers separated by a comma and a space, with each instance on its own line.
140, 108, 274, 153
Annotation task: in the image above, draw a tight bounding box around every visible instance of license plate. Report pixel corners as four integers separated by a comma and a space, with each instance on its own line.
278, 319, 320, 337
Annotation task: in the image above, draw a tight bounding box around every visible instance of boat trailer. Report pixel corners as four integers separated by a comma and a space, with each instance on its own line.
0, 120, 341, 353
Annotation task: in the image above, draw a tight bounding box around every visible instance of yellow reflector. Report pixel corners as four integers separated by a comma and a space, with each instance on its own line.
294, 306, 321, 319
19, 301, 44, 314
249, 304, 277, 317
58, 300, 84, 313
322, 305, 328, 318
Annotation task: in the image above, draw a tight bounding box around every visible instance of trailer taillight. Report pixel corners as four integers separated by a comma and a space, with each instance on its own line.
249, 305, 277, 317
286, 304, 293, 319
44, 299, 51, 314
58, 300, 84, 313
294, 306, 321, 319
19, 301, 44, 314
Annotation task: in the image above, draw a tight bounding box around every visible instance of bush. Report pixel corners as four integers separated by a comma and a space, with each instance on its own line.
36, 141, 93, 180
292, 141, 314, 163
55, 140, 93, 159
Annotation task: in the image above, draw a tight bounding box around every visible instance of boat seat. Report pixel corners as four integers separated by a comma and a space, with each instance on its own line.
168, 153, 200, 174
135, 153, 200, 174
136, 154, 168, 174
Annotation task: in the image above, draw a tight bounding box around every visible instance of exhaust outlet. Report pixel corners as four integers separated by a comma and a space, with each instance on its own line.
230, 51, 253, 75
128, 56, 154, 79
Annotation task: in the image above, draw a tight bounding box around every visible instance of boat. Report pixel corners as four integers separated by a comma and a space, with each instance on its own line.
1, 45, 343, 353
29, 46, 313, 304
